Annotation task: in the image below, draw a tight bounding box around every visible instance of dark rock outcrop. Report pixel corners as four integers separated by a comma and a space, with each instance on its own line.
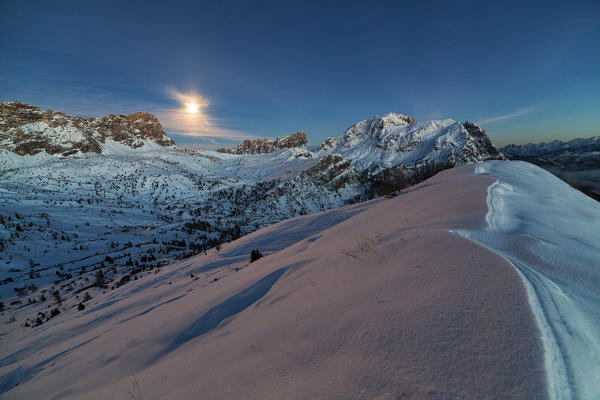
216, 131, 307, 155
459, 121, 503, 161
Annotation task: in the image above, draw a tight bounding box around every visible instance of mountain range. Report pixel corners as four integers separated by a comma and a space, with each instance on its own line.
0, 102, 503, 294
501, 137, 600, 200
0, 101, 173, 157
1, 102, 599, 399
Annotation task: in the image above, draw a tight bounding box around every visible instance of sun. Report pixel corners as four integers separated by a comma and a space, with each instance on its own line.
186, 102, 199, 114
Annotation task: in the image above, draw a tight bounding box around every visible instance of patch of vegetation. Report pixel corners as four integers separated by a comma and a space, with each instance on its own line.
250, 248, 263, 263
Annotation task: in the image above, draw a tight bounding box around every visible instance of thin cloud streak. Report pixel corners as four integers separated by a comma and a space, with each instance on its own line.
477, 104, 544, 125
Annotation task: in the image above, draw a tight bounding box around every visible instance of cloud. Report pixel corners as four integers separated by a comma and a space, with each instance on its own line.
0, 65, 252, 141
157, 88, 252, 140
477, 104, 544, 125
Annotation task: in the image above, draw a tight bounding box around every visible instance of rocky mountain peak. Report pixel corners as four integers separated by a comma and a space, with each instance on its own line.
0, 101, 174, 156
459, 120, 502, 160
319, 113, 504, 188
320, 113, 416, 150
216, 131, 307, 155
90, 111, 173, 146
368, 113, 415, 134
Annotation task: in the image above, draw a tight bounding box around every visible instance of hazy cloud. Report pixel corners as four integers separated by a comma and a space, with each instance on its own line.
158, 88, 252, 140
477, 104, 544, 125
0, 68, 253, 141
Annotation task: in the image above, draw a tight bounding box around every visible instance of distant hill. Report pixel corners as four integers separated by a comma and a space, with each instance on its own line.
2, 162, 599, 399
501, 136, 600, 201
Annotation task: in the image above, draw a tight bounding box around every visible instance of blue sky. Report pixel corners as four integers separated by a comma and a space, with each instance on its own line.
1, 0, 598, 147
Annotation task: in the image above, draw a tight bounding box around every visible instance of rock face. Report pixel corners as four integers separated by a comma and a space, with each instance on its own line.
216, 131, 307, 154
0, 101, 174, 156
320, 113, 501, 166
214, 113, 503, 195
318, 113, 503, 193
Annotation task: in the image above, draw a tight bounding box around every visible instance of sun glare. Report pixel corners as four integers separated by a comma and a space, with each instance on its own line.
187, 102, 199, 114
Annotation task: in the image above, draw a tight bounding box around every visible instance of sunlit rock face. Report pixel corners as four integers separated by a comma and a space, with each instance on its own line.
0, 101, 174, 156
216, 131, 308, 154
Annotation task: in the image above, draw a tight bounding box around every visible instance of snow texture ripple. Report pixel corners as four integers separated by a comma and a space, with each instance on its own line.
456, 160, 600, 400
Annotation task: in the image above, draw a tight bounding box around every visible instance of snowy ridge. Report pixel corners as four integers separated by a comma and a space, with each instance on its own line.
0, 164, 551, 399
500, 136, 600, 202
456, 161, 600, 399
319, 113, 502, 174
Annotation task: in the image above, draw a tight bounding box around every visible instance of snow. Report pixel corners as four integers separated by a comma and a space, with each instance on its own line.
8, 121, 87, 148
0, 111, 501, 290
2, 106, 596, 397
0, 149, 59, 171
0, 145, 366, 300
455, 160, 600, 400
0, 164, 550, 399
317, 114, 485, 173
501, 136, 600, 157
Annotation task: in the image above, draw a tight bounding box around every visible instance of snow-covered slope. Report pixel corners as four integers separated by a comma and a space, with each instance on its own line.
0, 163, 548, 399
1, 161, 597, 399
0, 146, 366, 299
456, 161, 600, 400
501, 136, 600, 201
0, 107, 503, 303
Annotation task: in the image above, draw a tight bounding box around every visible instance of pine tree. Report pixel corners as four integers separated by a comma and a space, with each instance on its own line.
250, 249, 263, 263
95, 269, 106, 288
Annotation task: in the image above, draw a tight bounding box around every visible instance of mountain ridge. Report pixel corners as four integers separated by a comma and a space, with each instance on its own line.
501, 136, 600, 201
0, 101, 174, 156
501, 136, 599, 157
216, 131, 308, 155
0, 103, 504, 297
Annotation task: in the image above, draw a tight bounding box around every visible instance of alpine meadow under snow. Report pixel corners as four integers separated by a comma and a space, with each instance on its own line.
1, 102, 599, 399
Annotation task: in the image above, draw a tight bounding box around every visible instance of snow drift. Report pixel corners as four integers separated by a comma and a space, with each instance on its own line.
456, 161, 600, 400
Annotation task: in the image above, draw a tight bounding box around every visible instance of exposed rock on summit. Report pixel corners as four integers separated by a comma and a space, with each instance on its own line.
321, 113, 503, 167
318, 113, 504, 193
0, 101, 174, 156
216, 131, 307, 155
